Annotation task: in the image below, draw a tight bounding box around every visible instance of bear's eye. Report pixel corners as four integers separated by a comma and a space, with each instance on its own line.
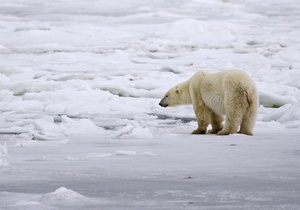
176, 90, 179, 94
166, 94, 169, 98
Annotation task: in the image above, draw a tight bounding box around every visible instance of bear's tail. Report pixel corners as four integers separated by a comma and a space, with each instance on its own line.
239, 79, 259, 111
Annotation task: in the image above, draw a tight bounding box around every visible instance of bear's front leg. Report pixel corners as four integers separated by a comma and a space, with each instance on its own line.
192, 125, 207, 134
190, 84, 210, 134
207, 112, 224, 134
192, 104, 210, 135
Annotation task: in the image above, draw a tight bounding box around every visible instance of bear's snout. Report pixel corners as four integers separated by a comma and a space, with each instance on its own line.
159, 98, 168, 107
159, 102, 168, 107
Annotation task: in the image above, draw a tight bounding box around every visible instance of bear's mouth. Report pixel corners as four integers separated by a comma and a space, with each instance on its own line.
159, 103, 168, 107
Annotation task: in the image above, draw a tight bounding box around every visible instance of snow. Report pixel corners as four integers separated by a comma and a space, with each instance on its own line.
1, 0, 300, 209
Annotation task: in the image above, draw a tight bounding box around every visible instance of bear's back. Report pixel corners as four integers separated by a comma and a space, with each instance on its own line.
196, 70, 256, 115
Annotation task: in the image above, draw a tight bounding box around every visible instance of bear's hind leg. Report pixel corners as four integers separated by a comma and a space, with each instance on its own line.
217, 90, 247, 135
208, 113, 224, 134
239, 101, 258, 135
239, 118, 254, 135
217, 107, 244, 135
217, 116, 240, 135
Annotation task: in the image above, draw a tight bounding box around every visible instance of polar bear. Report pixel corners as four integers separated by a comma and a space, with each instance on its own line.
159, 70, 258, 135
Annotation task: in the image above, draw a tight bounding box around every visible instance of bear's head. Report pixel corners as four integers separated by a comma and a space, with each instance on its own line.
159, 84, 191, 107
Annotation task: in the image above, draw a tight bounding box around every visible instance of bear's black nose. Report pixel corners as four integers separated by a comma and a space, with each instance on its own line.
159, 102, 168, 107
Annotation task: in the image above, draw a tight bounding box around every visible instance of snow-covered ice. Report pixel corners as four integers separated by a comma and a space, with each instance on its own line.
0, 0, 300, 209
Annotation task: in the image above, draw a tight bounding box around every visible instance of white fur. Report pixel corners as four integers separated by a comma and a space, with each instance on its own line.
159, 70, 259, 135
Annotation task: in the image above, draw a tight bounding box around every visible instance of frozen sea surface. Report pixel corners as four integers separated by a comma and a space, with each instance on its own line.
0, 0, 300, 209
